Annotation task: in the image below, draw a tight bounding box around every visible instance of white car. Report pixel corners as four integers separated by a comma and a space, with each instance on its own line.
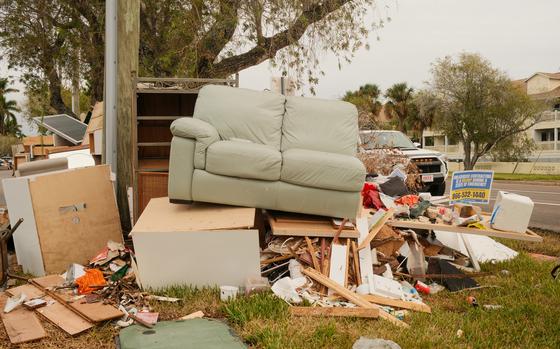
359, 130, 449, 195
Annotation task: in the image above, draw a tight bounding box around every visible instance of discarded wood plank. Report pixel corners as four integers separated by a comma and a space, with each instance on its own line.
260, 254, 295, 266
179, 310, 205, 320
301, 268, 408, 328
305, 237, 321, 272
268, 215, 358, 238
361, 294, 432, 313
356, 215, 377, 291
290, 306, 379, 318
358, 209, 394, 250
344, 239, 350, 288
6, 284, 45, 299
36, 296, 94, 335
31, 275, 124, 323
351, 240, 361, 285
387, 218, 543, 242
0, 294, 46, 344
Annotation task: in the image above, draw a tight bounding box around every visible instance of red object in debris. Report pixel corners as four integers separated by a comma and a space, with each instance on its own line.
467, 295, 479, 307
414, 280, 430, 294
395, 195, 420, 206
75, 269, 107, 294
361, 183, 385, 210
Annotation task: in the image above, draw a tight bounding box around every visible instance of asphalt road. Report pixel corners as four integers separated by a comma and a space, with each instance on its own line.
445, 179, 560, 232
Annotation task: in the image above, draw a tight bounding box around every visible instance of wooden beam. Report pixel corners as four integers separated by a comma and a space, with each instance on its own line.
305, 237, 321, 272
351, 240, 361, 285
290, 306, 379, 318
361, 294, 431, 313
301, 268, 409, 328
260, 254, 295, 266
358, 209, 394, 250
116, 0, 140, 231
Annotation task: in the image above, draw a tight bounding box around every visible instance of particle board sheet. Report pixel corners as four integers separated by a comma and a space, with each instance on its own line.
387, 218, 542, 242
267, 213, 358, 239
28, 165, 123, 273
0, 293, 47, 344
36, 296, 93, 335
31, 275, 123, 323
132, 197, 255, 233
6, 284, 45, 299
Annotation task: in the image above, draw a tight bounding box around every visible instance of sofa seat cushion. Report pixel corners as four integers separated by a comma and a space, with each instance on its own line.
281, 148, 365, 192
206, 140, 281, 181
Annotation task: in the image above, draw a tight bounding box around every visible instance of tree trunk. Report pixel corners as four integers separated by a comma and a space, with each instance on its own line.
463, 140, 473, 170
46, 64, 76, 118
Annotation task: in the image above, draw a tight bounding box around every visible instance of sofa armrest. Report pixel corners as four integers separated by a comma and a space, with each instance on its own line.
171, 118, 219, 169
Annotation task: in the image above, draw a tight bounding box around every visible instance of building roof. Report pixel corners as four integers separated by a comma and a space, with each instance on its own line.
524, 72, 560, 82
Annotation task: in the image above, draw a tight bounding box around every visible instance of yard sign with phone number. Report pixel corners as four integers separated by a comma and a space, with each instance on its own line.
450, 170, 494, 204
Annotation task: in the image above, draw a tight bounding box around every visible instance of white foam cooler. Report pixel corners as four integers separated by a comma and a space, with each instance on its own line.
490, 191, 534, 233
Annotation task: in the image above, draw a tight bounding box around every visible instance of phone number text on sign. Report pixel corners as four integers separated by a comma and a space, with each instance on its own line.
450, 170, 494, 204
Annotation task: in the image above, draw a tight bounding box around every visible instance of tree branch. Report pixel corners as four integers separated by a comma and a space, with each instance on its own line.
204, 0, 351, 77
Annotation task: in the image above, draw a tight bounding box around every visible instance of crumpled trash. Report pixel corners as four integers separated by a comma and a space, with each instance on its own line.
76, 268, 107, 294
3, 293, 26, 313
352, 337, 401, 349
271, 277, 302, 303
362, 183, 385, 210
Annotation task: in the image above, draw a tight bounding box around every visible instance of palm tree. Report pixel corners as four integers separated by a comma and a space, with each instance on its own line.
385, 82, 414, 133
408, 89, 441, 139
0, 78, 21, 136
343, 84, 383, 129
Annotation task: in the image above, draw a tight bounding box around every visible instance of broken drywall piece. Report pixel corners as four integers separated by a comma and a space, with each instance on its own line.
4, 293, 26, 313
370, 275, 403, 300
271, 277, 302, 303
434, 230, 518, 262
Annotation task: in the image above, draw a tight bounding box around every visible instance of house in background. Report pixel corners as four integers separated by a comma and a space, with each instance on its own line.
422, 71, 560, 162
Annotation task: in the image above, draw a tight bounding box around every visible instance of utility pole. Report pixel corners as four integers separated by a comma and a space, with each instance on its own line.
104, 0, 140, 232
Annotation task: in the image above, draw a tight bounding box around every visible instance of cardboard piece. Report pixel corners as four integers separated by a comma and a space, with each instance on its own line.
0, 293, 46, 344
131, 198, 260, 289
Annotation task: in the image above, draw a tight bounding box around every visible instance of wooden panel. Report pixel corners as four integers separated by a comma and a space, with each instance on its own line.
138, 145, 170, 159
361, 294, 431, 313
31, 276, 123, 323
28, 166, 124, 274
137, 93, 182, 116
0, 293, 46, 344
137, 121, 173, 143
290, 306, 379, 318
137, 172, 169, 215
179, 94, 198, 115
268, 214, 358, 239
132, 197, 255, 233
7, 285, 93, 335
138, 159, 169, 171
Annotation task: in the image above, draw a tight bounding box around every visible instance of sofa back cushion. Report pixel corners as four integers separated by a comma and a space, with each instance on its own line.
281, 96, 359, 156
194, 85, 286, 149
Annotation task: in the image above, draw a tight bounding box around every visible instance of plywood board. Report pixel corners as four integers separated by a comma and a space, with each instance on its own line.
28, 165, 123, 274
361, 294, 431, 313
0, 293, 47, 344
2, 176, 46, 276
131, 197, 255, 233
387, 218, 542, 242
268, 215, 358, 239
290, 306, 379, 318
31, 275, 123, 323
37, 296, 94, 335
6, 284, 45, 299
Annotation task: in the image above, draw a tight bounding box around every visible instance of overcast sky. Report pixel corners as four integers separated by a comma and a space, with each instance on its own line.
2, 0, 560, 133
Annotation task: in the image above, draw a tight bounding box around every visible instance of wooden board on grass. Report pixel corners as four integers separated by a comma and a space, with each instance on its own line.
6, 284, 45, 299
290, 306, 379, 318
0, 293, 46, 344
31, 275, 123, 323
37, 296, 94, 335
361, 294, 431, 313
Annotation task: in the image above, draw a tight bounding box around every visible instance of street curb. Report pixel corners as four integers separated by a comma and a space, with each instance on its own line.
494, 179, 560, 186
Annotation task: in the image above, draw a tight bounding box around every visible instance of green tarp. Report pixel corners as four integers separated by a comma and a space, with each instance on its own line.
118, 319, 246, 349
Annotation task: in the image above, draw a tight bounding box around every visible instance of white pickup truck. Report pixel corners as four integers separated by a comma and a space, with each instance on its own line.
359, 130, 449, 195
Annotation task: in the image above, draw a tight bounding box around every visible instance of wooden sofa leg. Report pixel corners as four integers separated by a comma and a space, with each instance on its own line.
169, 198, 194, 205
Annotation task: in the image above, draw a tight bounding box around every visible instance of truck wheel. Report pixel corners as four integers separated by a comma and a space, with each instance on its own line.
430, 182, 446, 196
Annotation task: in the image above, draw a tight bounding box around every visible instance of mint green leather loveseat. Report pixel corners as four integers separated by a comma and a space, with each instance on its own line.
168, 85, 365, 218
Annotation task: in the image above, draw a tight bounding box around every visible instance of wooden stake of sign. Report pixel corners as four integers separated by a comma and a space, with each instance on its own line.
302, 268, 409, 328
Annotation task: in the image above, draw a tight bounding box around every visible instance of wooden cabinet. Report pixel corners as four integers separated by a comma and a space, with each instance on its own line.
132, 77, 237, 221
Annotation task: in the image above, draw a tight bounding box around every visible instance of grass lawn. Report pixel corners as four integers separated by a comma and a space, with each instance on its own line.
2, 231, 559, 349
492, 173, 560, 182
